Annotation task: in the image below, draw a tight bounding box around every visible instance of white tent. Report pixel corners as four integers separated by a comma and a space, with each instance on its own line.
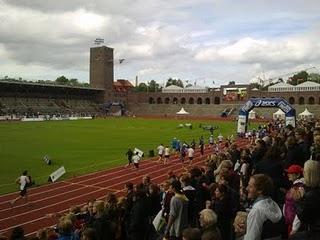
248, 110, 256, 119
176, 107, 190, 115
299, 108, 314, 119
273, 109, 285, 120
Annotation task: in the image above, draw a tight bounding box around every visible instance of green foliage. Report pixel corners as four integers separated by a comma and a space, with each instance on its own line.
0, 118, 243, 194
133, 82, 147, 92
133, 80, 162, 92
287, 71, 309, 85
148, 80, 160, 92
165, 78, 184, 88
250, 82, 261, 90
309, 73, 320, 83
55, 76, 69, 85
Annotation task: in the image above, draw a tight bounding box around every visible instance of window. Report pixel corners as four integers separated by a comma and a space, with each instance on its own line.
214, 97, 220, 104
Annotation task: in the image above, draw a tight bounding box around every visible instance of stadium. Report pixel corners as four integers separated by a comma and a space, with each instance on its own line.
1, 45, 320, 239
1, 45, 320, 120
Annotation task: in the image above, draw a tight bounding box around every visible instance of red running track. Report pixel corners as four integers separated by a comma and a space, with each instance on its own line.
0, 139, 248, 237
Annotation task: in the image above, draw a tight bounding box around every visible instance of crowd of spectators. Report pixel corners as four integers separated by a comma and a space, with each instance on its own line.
2, 118, 320, 240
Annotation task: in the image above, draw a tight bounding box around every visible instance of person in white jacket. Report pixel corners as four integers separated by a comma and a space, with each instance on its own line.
244, 174, 283, 240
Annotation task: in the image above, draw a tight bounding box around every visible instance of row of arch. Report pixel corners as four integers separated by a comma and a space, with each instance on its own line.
150, 96, 320, 105
251, 96, 319, 105
288, 96, 317, 105
149, 97, 221, 105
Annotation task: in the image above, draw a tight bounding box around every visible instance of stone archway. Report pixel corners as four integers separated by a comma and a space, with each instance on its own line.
309, 97, 315, 105
299, 97, 305, 105
149, 97, 155, 104
289, 97, 295, 105
205, 98, 210, 104
189, 98, 194, 104
214, 97, 220, 104
173, 97, 178, 104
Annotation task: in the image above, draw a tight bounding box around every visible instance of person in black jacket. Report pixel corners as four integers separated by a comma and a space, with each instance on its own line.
290, 187, 320, 240
251, 140, 267, 169
128, 189, 150, 240
125, 149, 134, 167
254, 146, 286, 203
295, 128, 311, 166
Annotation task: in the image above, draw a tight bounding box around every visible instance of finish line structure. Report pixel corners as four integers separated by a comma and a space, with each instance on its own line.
237, 97, 296, 134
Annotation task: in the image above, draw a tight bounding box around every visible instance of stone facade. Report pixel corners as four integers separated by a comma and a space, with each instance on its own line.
89, 46, 320, 114
90, 46, 114, 95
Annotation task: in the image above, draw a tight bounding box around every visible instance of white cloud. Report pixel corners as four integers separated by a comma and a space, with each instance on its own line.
138, 68, 161, 76
190, 30, 214, 38
195, 33, 320, 66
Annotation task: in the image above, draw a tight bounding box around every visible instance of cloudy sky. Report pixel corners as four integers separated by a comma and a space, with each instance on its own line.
1, 0, 320, 87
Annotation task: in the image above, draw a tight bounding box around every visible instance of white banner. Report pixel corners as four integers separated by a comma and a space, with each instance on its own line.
237, 115, 247, 134
49, 166, 66, 182
286, 116, 296, 127
133, 148, 144, 158
21, 117, 45, 122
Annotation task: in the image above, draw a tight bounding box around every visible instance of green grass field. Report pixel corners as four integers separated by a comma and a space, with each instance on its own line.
0, 118, 244, 194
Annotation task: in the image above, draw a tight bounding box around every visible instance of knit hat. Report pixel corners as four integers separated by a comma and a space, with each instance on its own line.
286, 165, 303, 174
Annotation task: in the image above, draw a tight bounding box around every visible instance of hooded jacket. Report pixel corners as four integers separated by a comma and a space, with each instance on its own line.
244, 197, 283, 240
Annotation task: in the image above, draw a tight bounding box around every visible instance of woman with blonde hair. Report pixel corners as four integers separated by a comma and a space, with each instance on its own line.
303, 160, 320, 189
56, 217, 77, 240
199, 209, 222, 240
290, 160, 320, 235
88, 200, 113, 240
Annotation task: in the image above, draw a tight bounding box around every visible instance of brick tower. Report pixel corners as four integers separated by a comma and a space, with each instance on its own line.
90, 46, 114, 91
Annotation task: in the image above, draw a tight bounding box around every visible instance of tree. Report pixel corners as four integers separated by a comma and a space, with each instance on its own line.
228, 81, 235, 85
148, 80, 160, 92
287, 71, 308, 85
309, 73, 320, 83
55, 76, 69, 85
69, 78, 79, 86
135, 82, 147, 92
250, 82, 261, 90
176, 79, 184, 88
165, 78, 184, 88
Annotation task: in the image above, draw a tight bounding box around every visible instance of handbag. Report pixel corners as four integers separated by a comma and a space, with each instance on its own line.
152, 209, 166, 232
